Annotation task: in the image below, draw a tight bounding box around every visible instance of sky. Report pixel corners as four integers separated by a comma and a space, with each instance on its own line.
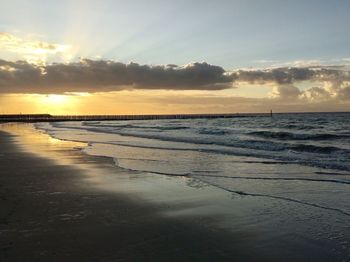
0, 0, 350, 114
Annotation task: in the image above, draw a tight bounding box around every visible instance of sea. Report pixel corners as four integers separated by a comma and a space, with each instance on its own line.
31, 112, 350, 259
36, 112, 350, 217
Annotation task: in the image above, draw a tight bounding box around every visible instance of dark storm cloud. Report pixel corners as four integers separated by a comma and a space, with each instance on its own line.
233, 67, 315, 84
0, 59, 233, 93
0, 58, 350, 98
232, 67, 350, 84
232, 66, 350, 102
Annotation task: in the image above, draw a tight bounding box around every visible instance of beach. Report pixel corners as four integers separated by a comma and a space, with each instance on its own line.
0, 123, 349, 261
1, 0, 350, 260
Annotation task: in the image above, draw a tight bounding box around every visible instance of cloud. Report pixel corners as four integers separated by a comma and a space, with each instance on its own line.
337, 86, 350, 101
0, 59, 233, 93
0, 57, 350, 106
0, 32, 72, 65
232, 67, 342, 85
301, 86, 332, 102
270, 85, 301, 100
231, 66, 350, 103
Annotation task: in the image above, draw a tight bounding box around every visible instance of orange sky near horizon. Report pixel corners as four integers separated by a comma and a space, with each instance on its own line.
1, 89, 350, 115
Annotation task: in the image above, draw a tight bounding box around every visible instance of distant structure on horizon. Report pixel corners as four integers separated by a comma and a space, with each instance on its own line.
0, 113, 271, 122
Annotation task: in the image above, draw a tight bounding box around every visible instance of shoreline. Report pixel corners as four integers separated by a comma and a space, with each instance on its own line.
0, 126, 261, 261
0, 124, 348, 261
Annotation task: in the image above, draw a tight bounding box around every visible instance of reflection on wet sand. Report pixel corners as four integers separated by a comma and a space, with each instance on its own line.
0, 123, 349, 261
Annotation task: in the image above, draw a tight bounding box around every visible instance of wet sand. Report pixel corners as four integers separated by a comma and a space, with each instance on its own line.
0, 125, 348, 261
0, 129, 260, 261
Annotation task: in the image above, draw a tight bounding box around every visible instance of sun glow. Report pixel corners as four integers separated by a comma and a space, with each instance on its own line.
35, 94, 79, 114
0, 94, 80, 115
28, 94, 78, 114
42, 94, 69, 105
0, 32, 72, 65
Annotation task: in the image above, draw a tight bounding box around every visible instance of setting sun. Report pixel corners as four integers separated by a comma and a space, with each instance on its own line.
42, 94, 69, 105
36, 94, 78, 115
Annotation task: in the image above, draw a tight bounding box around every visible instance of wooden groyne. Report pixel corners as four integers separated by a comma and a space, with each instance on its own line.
0, 113, 270, 122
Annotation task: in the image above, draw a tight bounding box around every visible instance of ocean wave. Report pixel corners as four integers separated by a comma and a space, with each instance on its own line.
35, 115, 350, 172
81, 139, 350, 172
279, 124, 319, 130
198, 128, 231, 135
193, 174, 350, 185
290, 144, 349, 154
248, 130, 349, 140
83, 122, 189, 131
207, 183, 350, 217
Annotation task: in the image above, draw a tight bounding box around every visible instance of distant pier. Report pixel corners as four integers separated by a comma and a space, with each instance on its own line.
0, 113, 270, 122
